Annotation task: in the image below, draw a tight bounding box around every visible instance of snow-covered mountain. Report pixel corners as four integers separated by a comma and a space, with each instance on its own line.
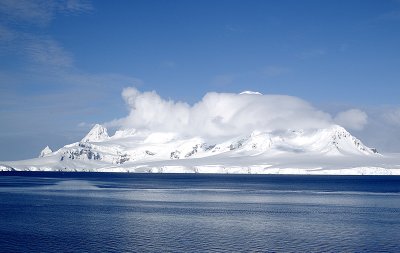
39, 146, 52, 157
81, 124, 109, 142
1, 124, 399, 175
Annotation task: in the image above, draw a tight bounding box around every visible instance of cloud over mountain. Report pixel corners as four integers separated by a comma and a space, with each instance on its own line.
334, 109, 368, 130
108, 87, 334, 139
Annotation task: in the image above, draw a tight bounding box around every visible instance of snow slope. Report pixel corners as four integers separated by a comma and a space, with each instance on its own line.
1, 124, 399, 175
39, 146, 52, 157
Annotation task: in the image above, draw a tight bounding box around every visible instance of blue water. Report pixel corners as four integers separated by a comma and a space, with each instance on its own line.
1, 172, 400, 252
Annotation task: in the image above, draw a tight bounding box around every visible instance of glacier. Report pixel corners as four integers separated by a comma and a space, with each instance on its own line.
1, 124, 399, 175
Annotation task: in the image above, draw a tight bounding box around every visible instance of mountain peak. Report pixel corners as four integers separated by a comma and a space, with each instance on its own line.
3, 123, 392, 174
321, 125, 378, 155
81, 124, 109, 142
39, 146, 52, 157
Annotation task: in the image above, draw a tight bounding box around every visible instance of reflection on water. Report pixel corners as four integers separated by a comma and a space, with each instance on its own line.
0, 172, 400, 252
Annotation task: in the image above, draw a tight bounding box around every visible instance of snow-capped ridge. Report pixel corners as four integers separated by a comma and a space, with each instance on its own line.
2, 123, 392, 175
39, 146, 52, 157
286, 125, 378, 156
81, 124, 109, 142
321, 125, 378, 155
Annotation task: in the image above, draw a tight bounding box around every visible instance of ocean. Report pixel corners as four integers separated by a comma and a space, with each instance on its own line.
1, 172, 399, 252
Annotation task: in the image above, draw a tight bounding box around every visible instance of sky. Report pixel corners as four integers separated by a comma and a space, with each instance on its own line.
0, 0, 399, 160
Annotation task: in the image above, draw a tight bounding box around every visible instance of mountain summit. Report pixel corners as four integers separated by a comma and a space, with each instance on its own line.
39, 146, 52, 158
1, 124, 399, 175
81, 124, 109, 142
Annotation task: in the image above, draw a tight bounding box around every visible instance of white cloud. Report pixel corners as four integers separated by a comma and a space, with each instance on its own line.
62, 0, 93, 14
26, 37, 73, 67
109, 87, 333, 139
0, 26, 73, 68
0, 0, 54, 26
349, 106, 400, 152
0, 1, 92, 68
334, 109, 368, 130
0, 0, 92, 26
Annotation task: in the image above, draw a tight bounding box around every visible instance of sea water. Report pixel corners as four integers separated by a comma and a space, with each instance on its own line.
0, 172, 399, 252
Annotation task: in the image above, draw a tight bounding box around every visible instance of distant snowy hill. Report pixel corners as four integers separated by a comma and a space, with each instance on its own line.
1, 123, 399, 175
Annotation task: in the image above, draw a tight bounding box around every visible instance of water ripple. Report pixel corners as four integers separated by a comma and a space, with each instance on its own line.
1, 173, 400, 252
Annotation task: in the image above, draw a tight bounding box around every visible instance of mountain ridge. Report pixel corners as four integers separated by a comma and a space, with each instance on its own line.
1, 124, 399, 175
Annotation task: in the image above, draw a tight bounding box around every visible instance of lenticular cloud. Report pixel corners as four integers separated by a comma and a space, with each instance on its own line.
111, 87, 334, 138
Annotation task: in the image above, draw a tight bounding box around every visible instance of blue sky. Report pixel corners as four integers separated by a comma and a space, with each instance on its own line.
0, 0, 400, 160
